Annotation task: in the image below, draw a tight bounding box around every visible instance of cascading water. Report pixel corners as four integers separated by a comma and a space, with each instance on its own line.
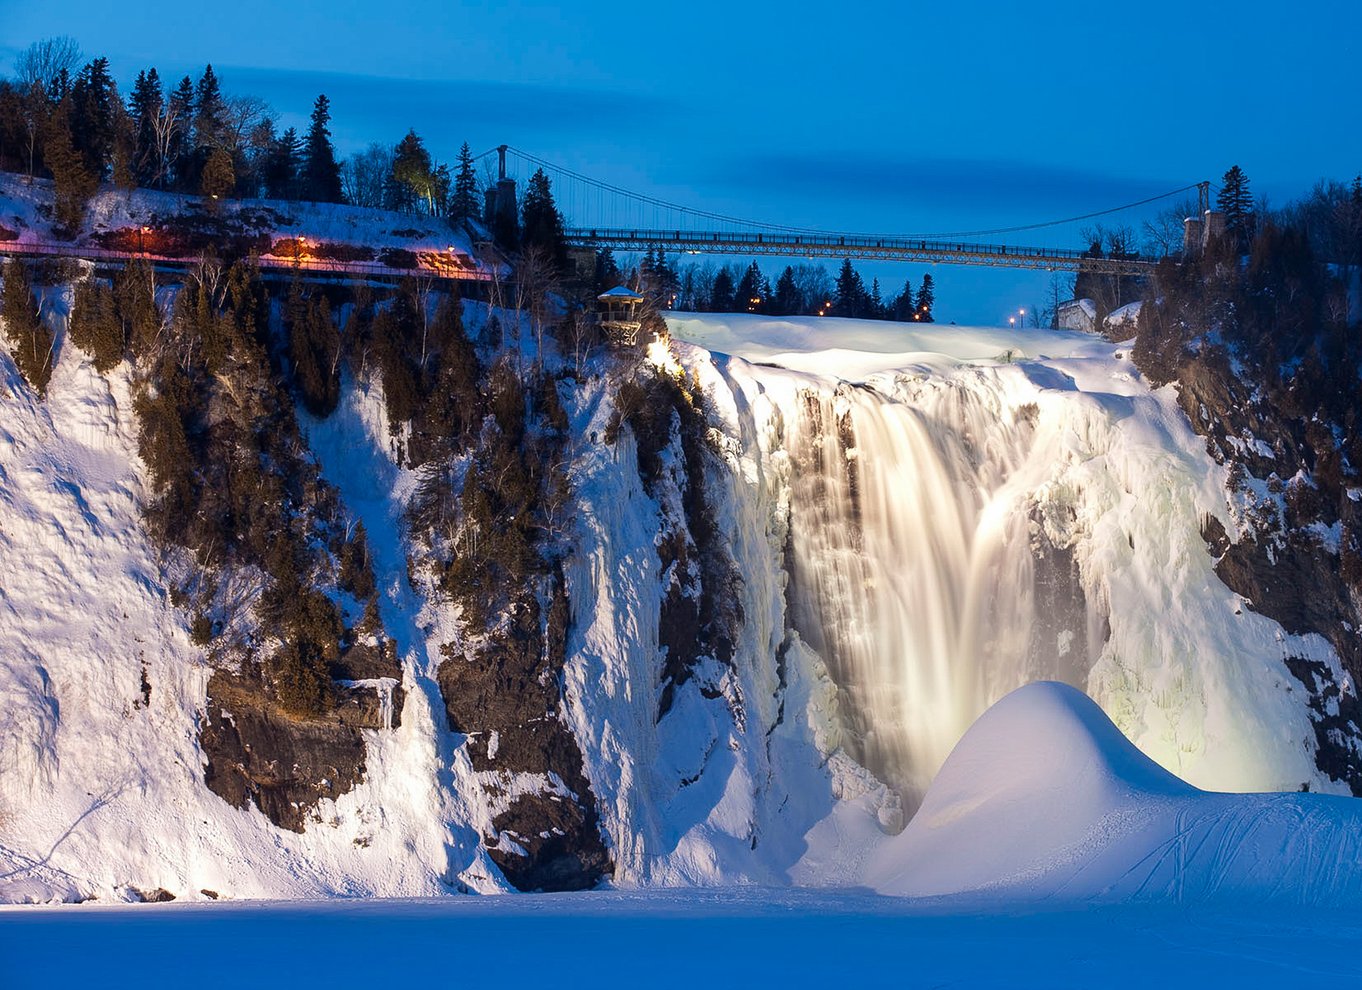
777, 375, 1099, 802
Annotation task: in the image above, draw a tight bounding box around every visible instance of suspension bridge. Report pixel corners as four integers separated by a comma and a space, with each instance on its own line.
480, 146, 1209, 277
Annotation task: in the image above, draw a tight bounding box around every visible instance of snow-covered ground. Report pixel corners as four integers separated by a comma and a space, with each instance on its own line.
5, 890, 1361, 989
0, 173, 488, 277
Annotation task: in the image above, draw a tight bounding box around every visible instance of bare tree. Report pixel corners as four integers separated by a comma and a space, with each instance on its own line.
517, 245, 559, 371
222, 95, 274, 157
148, 100, 183, 189
15, 37, 82, 91
14, 37, 83, 180
791, 263, 834, 313
341, 143, 392, 208
1142, 198, 1199, 258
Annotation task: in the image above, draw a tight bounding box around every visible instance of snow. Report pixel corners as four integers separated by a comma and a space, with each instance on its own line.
1107, 300, 1143, 327
867, 682, 1362, 903
670, 315, 1341, 803
1, 293, 1357, 915
666, 312, 1104, 380
0, 174, 490, 279
4, 891, 1362, 989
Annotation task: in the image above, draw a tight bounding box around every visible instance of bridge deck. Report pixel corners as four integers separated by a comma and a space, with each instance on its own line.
565, 228, 1160, 275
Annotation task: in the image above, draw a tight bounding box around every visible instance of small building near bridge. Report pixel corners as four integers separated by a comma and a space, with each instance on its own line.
1057, 298, 1097, 333
598, 286, 646, 347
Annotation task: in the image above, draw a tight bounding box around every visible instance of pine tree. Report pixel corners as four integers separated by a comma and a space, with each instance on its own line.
1217, 165, 1255, 250
69, 57, 118, 178
128, 67, 162, 185
200, 147, 235, 203
167, 75, 194, 191
193, 64, 225, 153
451, 142, 479, 223
263, 127, 302, 200
917, 273, 935, 322
772, 266, 801, 315
43, 99, 98, 234
593, 248, 621, 295
302, 94, 343, 203
892, 278, 916, 322
834, 258, 866, 317
709, 267, 736, 312
520, 167, 567, 271
115, 259, 162, 357
387, 130, 433, 213
2, 260, 54, 394
69, 277, 125, 371
735, 261, 765, 312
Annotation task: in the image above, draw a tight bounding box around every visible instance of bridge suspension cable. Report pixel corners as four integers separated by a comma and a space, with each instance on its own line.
488, 146, 1206, 244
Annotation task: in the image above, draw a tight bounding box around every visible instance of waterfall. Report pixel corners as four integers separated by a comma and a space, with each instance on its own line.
765, 374, 1099, 802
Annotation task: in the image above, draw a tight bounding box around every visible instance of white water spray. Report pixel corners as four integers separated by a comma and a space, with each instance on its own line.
760, 374, 1101, 801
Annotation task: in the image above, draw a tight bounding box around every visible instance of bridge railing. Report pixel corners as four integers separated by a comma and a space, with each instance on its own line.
563, 227, 1161, 275
0, 238, 496, 283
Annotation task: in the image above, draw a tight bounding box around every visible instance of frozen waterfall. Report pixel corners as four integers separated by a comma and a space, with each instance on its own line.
779, 377, 1096, 798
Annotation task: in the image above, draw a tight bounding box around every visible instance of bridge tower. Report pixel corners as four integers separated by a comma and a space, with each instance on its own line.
483, 144, 518, 244
1183, 181, 1220, 256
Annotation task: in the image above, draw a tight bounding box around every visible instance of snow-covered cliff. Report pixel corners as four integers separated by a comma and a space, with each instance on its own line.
0, 298, 1350, 903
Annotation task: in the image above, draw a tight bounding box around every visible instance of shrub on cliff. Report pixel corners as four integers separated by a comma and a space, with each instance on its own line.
69, 277, 126, 371
2, 259, 54, 394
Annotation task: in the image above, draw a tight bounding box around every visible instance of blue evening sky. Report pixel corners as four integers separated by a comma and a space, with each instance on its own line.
2, 0, 1358, 323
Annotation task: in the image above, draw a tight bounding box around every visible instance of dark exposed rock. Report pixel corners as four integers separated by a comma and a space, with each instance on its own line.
1285, 655, 1362, 795
200, 656, 398, 832
1218, 531, 1359, 671
1026, 515, 1107, 687
437, 577, 611, 892
133, 887, 176, 903
1130, 300, 1362, 790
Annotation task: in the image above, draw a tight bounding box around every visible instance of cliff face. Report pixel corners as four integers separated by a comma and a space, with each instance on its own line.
0, 257, 1355, 904
1132, 301, 1362, 794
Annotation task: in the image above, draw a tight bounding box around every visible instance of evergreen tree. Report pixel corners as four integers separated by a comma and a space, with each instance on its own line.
451, 142, 479, 223
1352, 176, 1362, 272
772, 265, 801, 315
69, 57, 118, 178
302, 94, 343, 203
128, 67, 163, 185
593, 248, 622, 295
1217, 165, 1255, 250
891, 277, 916, 322
834, 258, 867, 317
709, 267, 736, 312
916, 273, 935, 322
166, 75, 194, 191
43, 99, 97, 233
288, 288, 341, 416
870, 277, 884, 319
387, 129, 433, 213
193, 64, 226, 153
69, 277, 125, 371
200, 147, 235, 203
263, 126, 302, 200
110, 107, 137, 191
520, 167, 567, 271
735, 261, 766, 312
2, 260, 54, 394
431, 161, 452, 216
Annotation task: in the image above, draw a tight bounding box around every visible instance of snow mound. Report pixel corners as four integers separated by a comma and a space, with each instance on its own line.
868, 682, 1362, 904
